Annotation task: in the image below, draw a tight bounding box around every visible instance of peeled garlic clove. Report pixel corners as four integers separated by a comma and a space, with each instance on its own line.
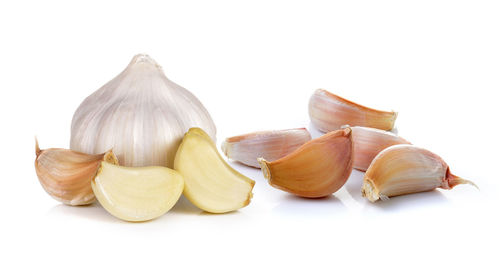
221, 128, 311, 168
92, 161, 184, 222
309, 89, 397, 132
258, 128, 353, 198
362, 144, 477, 202
349, 126, 411, 171
174, 128, 255, 213
34, 139, 118, 206
71, 54, 216, 168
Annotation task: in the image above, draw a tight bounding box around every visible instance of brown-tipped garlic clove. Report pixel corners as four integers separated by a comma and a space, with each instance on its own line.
34, 138, 118, 206
309, 89, 397, 132
361, 144, 477, 202
221, 128, 312, 168
349, 126, 411, 171
258, 128, 353, 198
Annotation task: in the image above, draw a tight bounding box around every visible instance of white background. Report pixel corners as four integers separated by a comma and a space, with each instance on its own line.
1, 0, 499, 266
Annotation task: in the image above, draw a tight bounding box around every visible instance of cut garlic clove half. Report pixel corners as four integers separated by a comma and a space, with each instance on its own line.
258, 128, 353, 198
309, 89, 397, 132
174, 128, 255, 213
91, 162, 184, 222
361, 144, 477, 202
221, 128, 311, 168
349, 126, 411, 171
34, 138, 118, 206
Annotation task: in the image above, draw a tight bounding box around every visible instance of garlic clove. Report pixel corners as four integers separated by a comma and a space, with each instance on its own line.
257, 128, 353, 198
174, 128, 255, 213
71, 54, 216, 168
91, 161, 184, 222
221, 128, 311, 168
309, 89, 397, 132
361, 144, 477, 202
349, 126, 411, 171
34, 138, 118, 206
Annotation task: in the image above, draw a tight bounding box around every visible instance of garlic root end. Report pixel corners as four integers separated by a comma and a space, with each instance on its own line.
257, 158, 271, 182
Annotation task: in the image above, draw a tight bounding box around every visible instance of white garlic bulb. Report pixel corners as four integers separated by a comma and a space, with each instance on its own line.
70, 54, 216, 167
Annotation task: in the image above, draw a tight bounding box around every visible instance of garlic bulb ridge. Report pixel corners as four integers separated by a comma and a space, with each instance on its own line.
70, 54, 216, 167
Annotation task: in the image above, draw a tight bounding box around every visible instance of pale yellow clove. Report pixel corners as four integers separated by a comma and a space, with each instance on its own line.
174, 128, 255, 213
258, 128, 353, 198
309, 89, 397, 132
221, 128, 311, 168
362, 144, 477, 202
92, 161, 184, 222
34, 138, 118, 206
349, 126, 411, 171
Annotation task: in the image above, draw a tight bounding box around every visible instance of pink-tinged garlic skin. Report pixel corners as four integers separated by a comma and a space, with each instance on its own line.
362, 144, 476, 202
258, 128, 353, 198
35, 140, 119, 206
221, 128, 311, 168
350, 126, 411, 171
308, 89, 397, 132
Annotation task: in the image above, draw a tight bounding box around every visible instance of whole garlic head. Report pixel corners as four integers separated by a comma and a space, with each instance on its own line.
70, 54, 216, 167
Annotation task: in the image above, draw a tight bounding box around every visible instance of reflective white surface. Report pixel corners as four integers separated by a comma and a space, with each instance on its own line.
1, 1, 498, 266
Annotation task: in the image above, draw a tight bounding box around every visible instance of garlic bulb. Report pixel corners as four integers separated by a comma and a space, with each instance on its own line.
70, 54, 216, 167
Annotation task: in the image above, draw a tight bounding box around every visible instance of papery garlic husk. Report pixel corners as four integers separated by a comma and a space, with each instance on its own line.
309, 89, 397, 132
34, 139, 118, 206
349, 126, 411, 171
70, 54, 216, 167
221, 128, 311, 168
258, 128, 353, 198
174, 128, 255, 213
362, 144, 477, 202
92, 161, 184, 222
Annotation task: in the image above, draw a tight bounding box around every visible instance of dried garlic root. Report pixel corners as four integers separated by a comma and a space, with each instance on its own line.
34, 138, 118, 206
362, 144, 477, 202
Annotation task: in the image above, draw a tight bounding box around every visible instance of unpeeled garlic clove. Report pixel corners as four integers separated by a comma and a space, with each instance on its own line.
361, 144, 477, 202
309, 89, 397, 132
34, 138, 118, 206
221, 128, 311, 168
349, 126, 411, 171
258, 128, 353, 198
92, 162, 184, 222
174, 128, 255, 213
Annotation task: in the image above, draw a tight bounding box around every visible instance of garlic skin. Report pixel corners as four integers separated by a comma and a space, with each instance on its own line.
362, 144, 477, 202
258, 128, 353, 198
309, 89, 397, 132
221, 128, 311, 168
34, 139, 118, 206
349, 126, 411, 171
70, 54, 216, 167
